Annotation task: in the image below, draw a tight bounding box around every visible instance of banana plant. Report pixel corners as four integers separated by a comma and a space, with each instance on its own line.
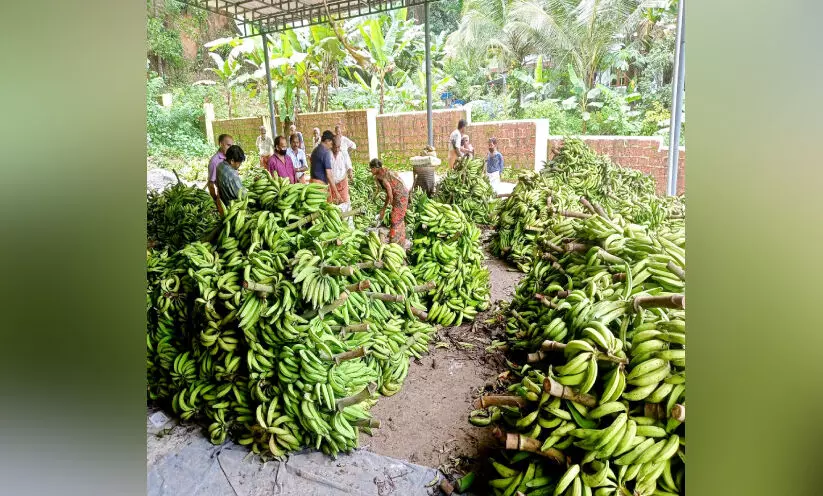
203, 37, 255, 118
332, 9, 421, 113
388, 70, 454, 112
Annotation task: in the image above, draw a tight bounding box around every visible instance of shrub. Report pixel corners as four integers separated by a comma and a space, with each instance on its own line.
146, 75, 213, 159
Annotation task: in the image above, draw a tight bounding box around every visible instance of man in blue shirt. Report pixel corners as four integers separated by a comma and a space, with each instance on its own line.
309, 130, 341, 203
485, 137, 504, 189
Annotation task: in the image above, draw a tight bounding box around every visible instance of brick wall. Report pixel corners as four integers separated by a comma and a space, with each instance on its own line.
210, 115, 284, 152
547, 136, 686, 195
296, 109, 371, 165
465, 120, 539, 170
376, 109, 467, 164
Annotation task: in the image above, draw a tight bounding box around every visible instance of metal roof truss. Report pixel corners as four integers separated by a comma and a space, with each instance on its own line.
178, 0, 432, 35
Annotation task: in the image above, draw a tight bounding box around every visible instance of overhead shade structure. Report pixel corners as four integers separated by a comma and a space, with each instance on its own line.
180, 0, 432, 33
179, 0, 437, 144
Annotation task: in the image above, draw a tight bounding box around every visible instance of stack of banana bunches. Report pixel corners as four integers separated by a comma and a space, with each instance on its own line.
470, 193, 686, 496
491, 138, 685, 275
147, 175, 440, 459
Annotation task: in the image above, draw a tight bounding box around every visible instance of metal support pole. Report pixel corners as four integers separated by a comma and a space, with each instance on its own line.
262, 33, 277, 137
424, 1, 433, 146
666, 0, 686, 196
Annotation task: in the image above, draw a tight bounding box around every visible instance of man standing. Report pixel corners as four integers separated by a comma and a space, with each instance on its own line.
208, 134, 233, 215
267, 136, 297, 183
485, 137, 504, 190
256, 126, 273, 170
287, 133, 308, 183
330, 137, 354, 227
216, 145, 247, 210
311, 128, 321, 150
289, 124, 305, 151
460, 135, 475, 160
334, 123, 357, 170
448, 119, 467, 168
310, 130, 341, 203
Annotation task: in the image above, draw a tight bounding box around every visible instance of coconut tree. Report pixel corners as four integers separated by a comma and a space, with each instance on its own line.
446, 0, 537, 75
510, 0, 657, 130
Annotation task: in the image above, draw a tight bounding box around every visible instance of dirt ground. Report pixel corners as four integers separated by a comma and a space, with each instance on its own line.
358, 237, 525, 474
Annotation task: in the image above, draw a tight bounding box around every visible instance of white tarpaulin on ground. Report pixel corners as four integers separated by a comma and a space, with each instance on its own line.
147, 411, 454, 496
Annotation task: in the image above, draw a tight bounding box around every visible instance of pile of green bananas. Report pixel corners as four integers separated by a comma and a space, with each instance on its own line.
147, 174, 437, 459
471, 202, 685, 495
491, 138, 684, 273
434, 156, 496, 225
348, 165, 384, 230
147, 181, 219, 251
409, 196, 491, 326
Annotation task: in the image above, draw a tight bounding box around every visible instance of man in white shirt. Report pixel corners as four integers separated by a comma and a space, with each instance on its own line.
448, 119, 467, 168
330, 137, 354, 227
287, 133, 308, 183
256, 126, 274, 169
334, 123, 357, 171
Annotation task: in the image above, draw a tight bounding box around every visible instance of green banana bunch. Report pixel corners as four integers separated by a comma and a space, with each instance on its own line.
409, 196, 491, 326
491, 138, 685, 273
148, 181, 220, 252
434, 156, 496, 225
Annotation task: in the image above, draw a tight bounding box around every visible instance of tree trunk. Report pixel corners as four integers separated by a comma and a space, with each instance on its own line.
379, 74, 385, 114
227, 88, 232, 119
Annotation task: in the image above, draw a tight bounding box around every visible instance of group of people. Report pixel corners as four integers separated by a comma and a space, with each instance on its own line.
448, 119, 505, 187
205, 118, 505, 250
205, 123, 411, 248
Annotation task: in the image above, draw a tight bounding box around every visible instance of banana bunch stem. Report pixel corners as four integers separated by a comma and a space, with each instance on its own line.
355, 260, 384, 270
364, 291, 405, 303
557, 210, 591, 219
472, 395, 528, 409
336, 382, 377, 411
668, 261, 686, 281
542, 377, 597, 407
320, 265, 356, 276
502, 432, 567, 465
412, 281, 437, 293
409, 307, 429, 321
330, 322, 370, 333
321, 346, 367, 364
285, 211, 322, 230
243, 280, 272, 293
632, 294, 685, 311
301, 291, 350, 320
345, 280, 371, 292
338, 207, 365, 219
353, 418, 381, 428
